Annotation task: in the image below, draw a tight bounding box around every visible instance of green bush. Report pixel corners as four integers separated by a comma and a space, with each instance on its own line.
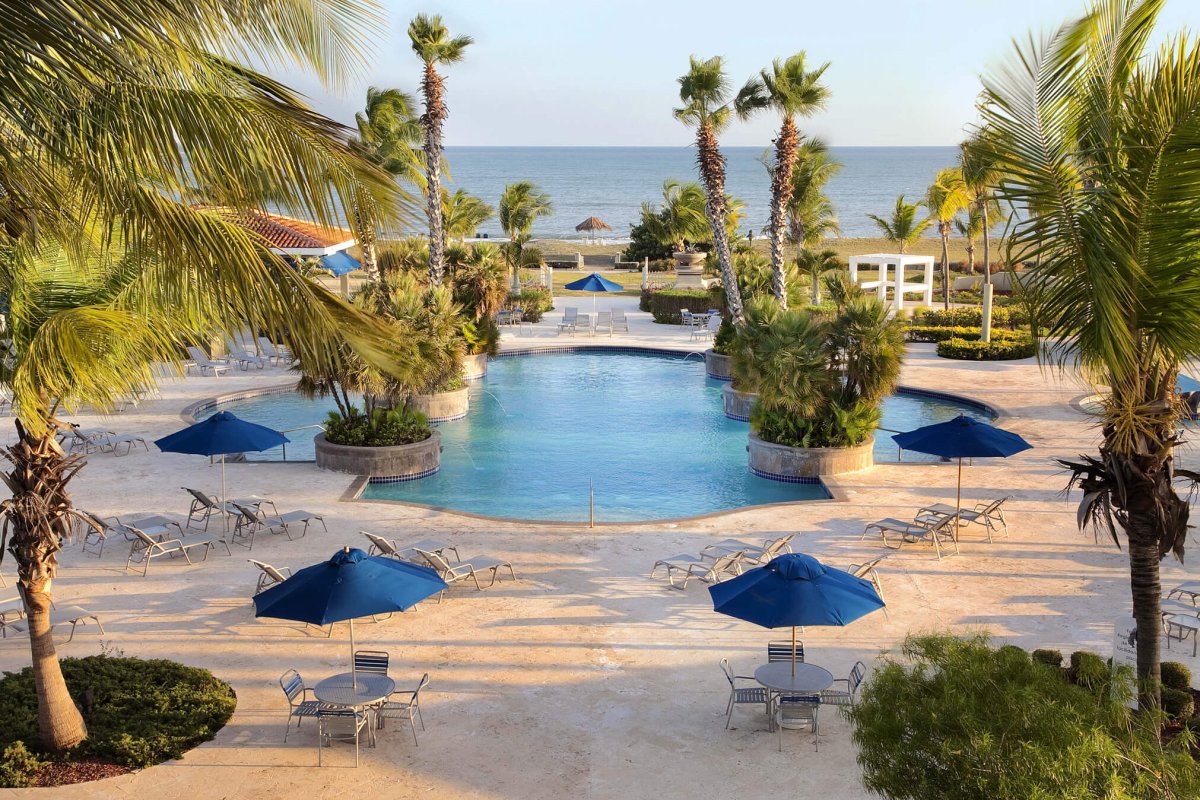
906, 325, 1024, 344
461, 319, 500, 357
1032, 648, 1064, 669
996, 644, 1030, 664
323, 405, 431, 447
646, 289, 720, 324
1163, 687, 1196, 721
623, 218, 673, 263
1068, 650, 1109, 691
917, 305, 1030, 328
0, 656, 237, 785
0, 743, 44, 788
712, 316, 735, 355
507, 288, 552, 322
1163, 661, 1193, 692
937, 336, 1036, 361
848, 634, 1200, 800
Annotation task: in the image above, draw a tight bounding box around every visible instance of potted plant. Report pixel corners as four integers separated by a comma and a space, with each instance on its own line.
450, 243, 508, 380
314, 404, 440, 479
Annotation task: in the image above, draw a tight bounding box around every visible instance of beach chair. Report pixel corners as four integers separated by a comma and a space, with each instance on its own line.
556, 307, 578, 334
650, 551, 745, 589
60, 426, 116, 455
862, 514, 958, 559
185, 346, 230, 376
702, 534, 795, 564
226, 349, 268, 370
0, 599, 24, 639
820, 661, 868, 708
361, 532, 459, 563
847, 555, 889, 605
574, 313, 592, 336
720, 658, 770, 730
415, 548, 515, 595
593, 311, 613, 336
183, 488, 276, 530
6, 604, 106, 643
376, 673, 430, 745
228, 503, 325, 550
916, 495, 1012, 542
611, 308, 629, 332
250, 559, 292, 594
257, 337, 293, 365
125, 527, 211, 576
279, 669, 322, 742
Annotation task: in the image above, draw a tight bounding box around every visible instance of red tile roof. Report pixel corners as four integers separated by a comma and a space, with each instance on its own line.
196, 206, 354, 250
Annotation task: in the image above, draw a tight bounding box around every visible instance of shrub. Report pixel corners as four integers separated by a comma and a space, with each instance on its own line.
646, 289, 720, 324
906, 325, 1024, 344
937, 337, 1036, 361
1031, 648, 1064, 669
507, 288, 552, 322
849, 634, 1200, 800
623, 218, 673, 263
917, 305, 1030, 328
323, 405, 431, 448
712, 316, 735, 355
0, 743, 44, 789
1068, 650, 1109, 691
1163, 661, 1192, 692
996, 644, 1030, 664
1163, 687, 1196, 721
461, 319, 500, 357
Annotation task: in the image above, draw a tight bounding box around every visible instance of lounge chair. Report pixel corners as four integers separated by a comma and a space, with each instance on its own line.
279, 669, 322, 742
556, 307, 579, 334
185, 346, 230, 376
0, 599, 23, 639
820, 661, 868, 707
361, 532, 460, 563
376, 673, 430, 745
702, 534, 794, 564
83, 513, 185, 557
650, 550, 745, 589
611, 308, 629, 332
847, 555, 889, 604
861, 513, 959, 559
226, 349, 268, 370
593, 311, 613, 336
228, 503, 325, 550
415, 548, 515, 595
257, 337, 293, 365
184, 488, 276, 530
125, 527, 211, 576
3, 604, 106, 643
250, 559, 292, 594
917, 496, 1012, 542
61, 426, 148, 456
573, 313, 592, 336
720, 658, 770, 730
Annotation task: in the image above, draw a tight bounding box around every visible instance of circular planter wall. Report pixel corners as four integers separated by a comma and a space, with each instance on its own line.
704, 349, 732, 381
722, 385, 757, 421
314, 430, 441, 480
407, 386, 470, 421
463, 353, 488, 381
747, 432, 874, 479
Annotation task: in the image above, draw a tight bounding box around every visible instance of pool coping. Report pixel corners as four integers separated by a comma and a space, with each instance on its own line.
180, 344, 1006, 526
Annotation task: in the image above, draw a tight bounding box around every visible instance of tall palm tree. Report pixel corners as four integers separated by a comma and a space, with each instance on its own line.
640, 179, 715, 253
736, 53, 830, 309
0, 0, 416, 751
796, 248, 839, 305
442, 189, 494, 242
674, 56, 746, 326
960, 130, 1003, 289
867, 195, 931, 254
784, 138, 843, 257
408, 13, 472, 286
498, 181, 553, 289
924, 167, 970, 308
981, 0, 1200, 709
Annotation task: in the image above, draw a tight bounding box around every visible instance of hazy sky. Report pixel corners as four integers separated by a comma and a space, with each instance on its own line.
272, 0, 1196, 148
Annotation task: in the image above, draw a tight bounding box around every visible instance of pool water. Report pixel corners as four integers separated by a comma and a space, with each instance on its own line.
201, 351, 992, 522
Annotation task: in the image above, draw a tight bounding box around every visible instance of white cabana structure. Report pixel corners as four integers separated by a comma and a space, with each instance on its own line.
848, 253, 935, 312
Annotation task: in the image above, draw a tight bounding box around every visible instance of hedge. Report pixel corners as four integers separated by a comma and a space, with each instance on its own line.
507, 288, 552, 322
937, 336, 1036, 361
907, 325, 1024, 344
642, 289, 720, 324
917, 306, 1029, 328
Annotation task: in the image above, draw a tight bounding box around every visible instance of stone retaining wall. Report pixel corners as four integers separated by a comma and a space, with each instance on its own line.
747, 432, 874, 478
705, 349, 732, 381
314, 431, 441, 479
463, 353, 488, 381
407, 386, 470, 421
722, 385, 757, 421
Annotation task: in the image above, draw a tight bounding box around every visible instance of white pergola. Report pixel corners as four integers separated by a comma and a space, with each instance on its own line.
848, 253, 935, 312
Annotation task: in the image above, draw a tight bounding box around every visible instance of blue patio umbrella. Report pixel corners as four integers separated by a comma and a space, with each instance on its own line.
319, 251, 362, 277
155, 411, 289, 533
710, 553, 885, 675
254, 547, 448, 686
892, 414, 1032, 539
563, 272, 624, 314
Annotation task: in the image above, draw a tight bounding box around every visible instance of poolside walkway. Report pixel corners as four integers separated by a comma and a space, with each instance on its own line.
3, 301, 1197, 799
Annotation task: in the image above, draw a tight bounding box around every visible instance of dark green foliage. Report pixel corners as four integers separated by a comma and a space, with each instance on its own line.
507, 288, 552, 322
461, 319, 500, 356
1163, 662, 1192, 692
1032, 648, 1064, 669
645, 289, 720, 324
0, 656, 236, 785
937, 337, 1036, 361
997, 644, 1031, 664
907, 325, 1026, 343
849, 634, 1200, 800
1162, 687, 1195, 721
712, 316, 735, 355
917, 305, 1029, 328
623, 218, 672, 262
753, 398, 880, 448
323, 405, 431, 447
1068, 651, 1110, 692
0, 743, 44, 788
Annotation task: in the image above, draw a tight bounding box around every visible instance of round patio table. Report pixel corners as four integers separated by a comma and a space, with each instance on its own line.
313, 672, 395, 708
754, 662, 834, 694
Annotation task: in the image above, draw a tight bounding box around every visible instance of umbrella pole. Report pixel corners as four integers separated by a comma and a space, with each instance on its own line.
350, 618, 356, 689
791, 625, 797, 677
220, 458, 228, 538
955, 457, 963, 542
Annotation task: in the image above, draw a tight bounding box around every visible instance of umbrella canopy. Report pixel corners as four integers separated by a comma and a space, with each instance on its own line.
575, 216, 612, 233
319, 251, 362, 276
709, 553, 885, 675
564, 272, 624, 314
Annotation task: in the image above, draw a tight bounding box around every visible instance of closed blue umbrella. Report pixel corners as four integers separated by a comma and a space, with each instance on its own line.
892, 414, 1031, 539
563, 272, 624, 315
255, 547, 448, 686
710, 553, 885, 675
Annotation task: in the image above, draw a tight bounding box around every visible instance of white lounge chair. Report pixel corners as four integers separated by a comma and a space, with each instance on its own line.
228, 503, 325, 550
415, 548, 515, 596
593, 311, 613, 336
847, 555, 889, 605
573, 313, 592, 336
650, 550, 745, 589
611, 308, 629, 332
185, 346, 230, 376
250, 559, 292, 594
125, 527, 212, 576
556, 307, 579, 335
257, 337, 293, 365
361, 532, 460, 563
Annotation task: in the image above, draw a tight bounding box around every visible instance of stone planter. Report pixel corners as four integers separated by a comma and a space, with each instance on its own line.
704, 348, 732, 381
722, 385, 757, 421
406, 386, 470, 422
674, 251, 707, 289
462, 353, 488, 381
747, 432, 874, 479
314, 431, 441, 480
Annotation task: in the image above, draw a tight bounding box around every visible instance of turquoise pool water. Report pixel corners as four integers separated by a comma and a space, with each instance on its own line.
200, 351, 993, 522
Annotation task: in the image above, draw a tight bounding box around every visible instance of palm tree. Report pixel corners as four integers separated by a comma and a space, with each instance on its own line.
498, 181, 553, 289
408, 13, 473, 286
954, 206, 982, 275
784, 138, 843, 257
796, 248, 839, 305
442, 189, 494, 242
924, 167, 970, 309
639, 179, 714, 253
674, 56, 747, 326
981, 0, 1200, 709
0, 0, 416, 751
960, 130, 1003, 289
867, 195, 931, 254
736, 53, 830, 309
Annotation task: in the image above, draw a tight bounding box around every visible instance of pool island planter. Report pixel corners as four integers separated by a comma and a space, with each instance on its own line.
705, 348, 732, 381
462, 353, 489, 381
748, 432, 875, 479
722, 385, 757, 421
314, 431, 441, 480
406, 386, 470, 422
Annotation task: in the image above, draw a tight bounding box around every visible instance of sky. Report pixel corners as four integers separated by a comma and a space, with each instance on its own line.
271, 0, 1197, 148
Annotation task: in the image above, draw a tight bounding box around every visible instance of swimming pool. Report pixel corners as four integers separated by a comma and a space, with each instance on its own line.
198, 350, 993, 522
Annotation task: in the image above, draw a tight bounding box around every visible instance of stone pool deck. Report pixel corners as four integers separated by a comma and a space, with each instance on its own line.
3, 297, 1198, 799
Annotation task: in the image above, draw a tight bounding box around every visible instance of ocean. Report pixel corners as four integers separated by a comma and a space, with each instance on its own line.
441, 146, 960, 241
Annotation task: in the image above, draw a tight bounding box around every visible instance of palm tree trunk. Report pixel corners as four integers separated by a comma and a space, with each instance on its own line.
2, 423, 87, 751
421, 63, 447, 286
768, 116, 800, 310
1128, 531, 1163, 710
966, 241, 975, 274
939, 223, 951, 310
695, 121, 745, 326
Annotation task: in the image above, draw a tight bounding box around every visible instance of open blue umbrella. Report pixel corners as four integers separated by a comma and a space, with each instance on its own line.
319, 251, 362, 277
892, 414, 1031, 539
710, 553, 885, 675
563, 272, 624, 315
254, 547, 448, 686
155, 411, 289, 533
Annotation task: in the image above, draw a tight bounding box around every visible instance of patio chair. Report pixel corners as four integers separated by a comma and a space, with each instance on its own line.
0, 599, 25, 639
250, 559, 292, 594
184, 487, 276, 531
649, 550, 745, 590
376, 673, 430, 745
820, 661, 868, 707
228, 503, 326, 550
691, 312, 719, 341
767, 640, 806, 665
185, 346, 230, 376
257, 337, 293, 365
226, 349, 268, 370
59, 425, 115, 455
680, 309, 693, 329
861, 513, 959, 559
279, 669, 322, 742
720, 658, 770, 730
574, 313, 592, 335
916, 495, 1012, 543
354, 650, 390, 677
593, 311, 613, 336
2, 604, 106, 643
776, 697, 820, 751
702, 534, 795, 564
416, 548, 515, 596
556, 307, 579, 334
317, 708, 371, 767
847, 555, 889, 605
125, 527, 211, 576
76, 509, 111, 556
361, 532, 460, 564
611, 308, 629, 332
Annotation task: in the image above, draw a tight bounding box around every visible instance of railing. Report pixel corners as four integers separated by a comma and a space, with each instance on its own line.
277, 424, 325, 462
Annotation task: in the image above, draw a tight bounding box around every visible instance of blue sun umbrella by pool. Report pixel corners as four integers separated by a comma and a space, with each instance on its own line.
892, 414, 1032, 539
154, 411, 289, 533
710, 553, 885, 676
319, 251, 361, 277
254, 547, 448, 687
563, 272, 624, 314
